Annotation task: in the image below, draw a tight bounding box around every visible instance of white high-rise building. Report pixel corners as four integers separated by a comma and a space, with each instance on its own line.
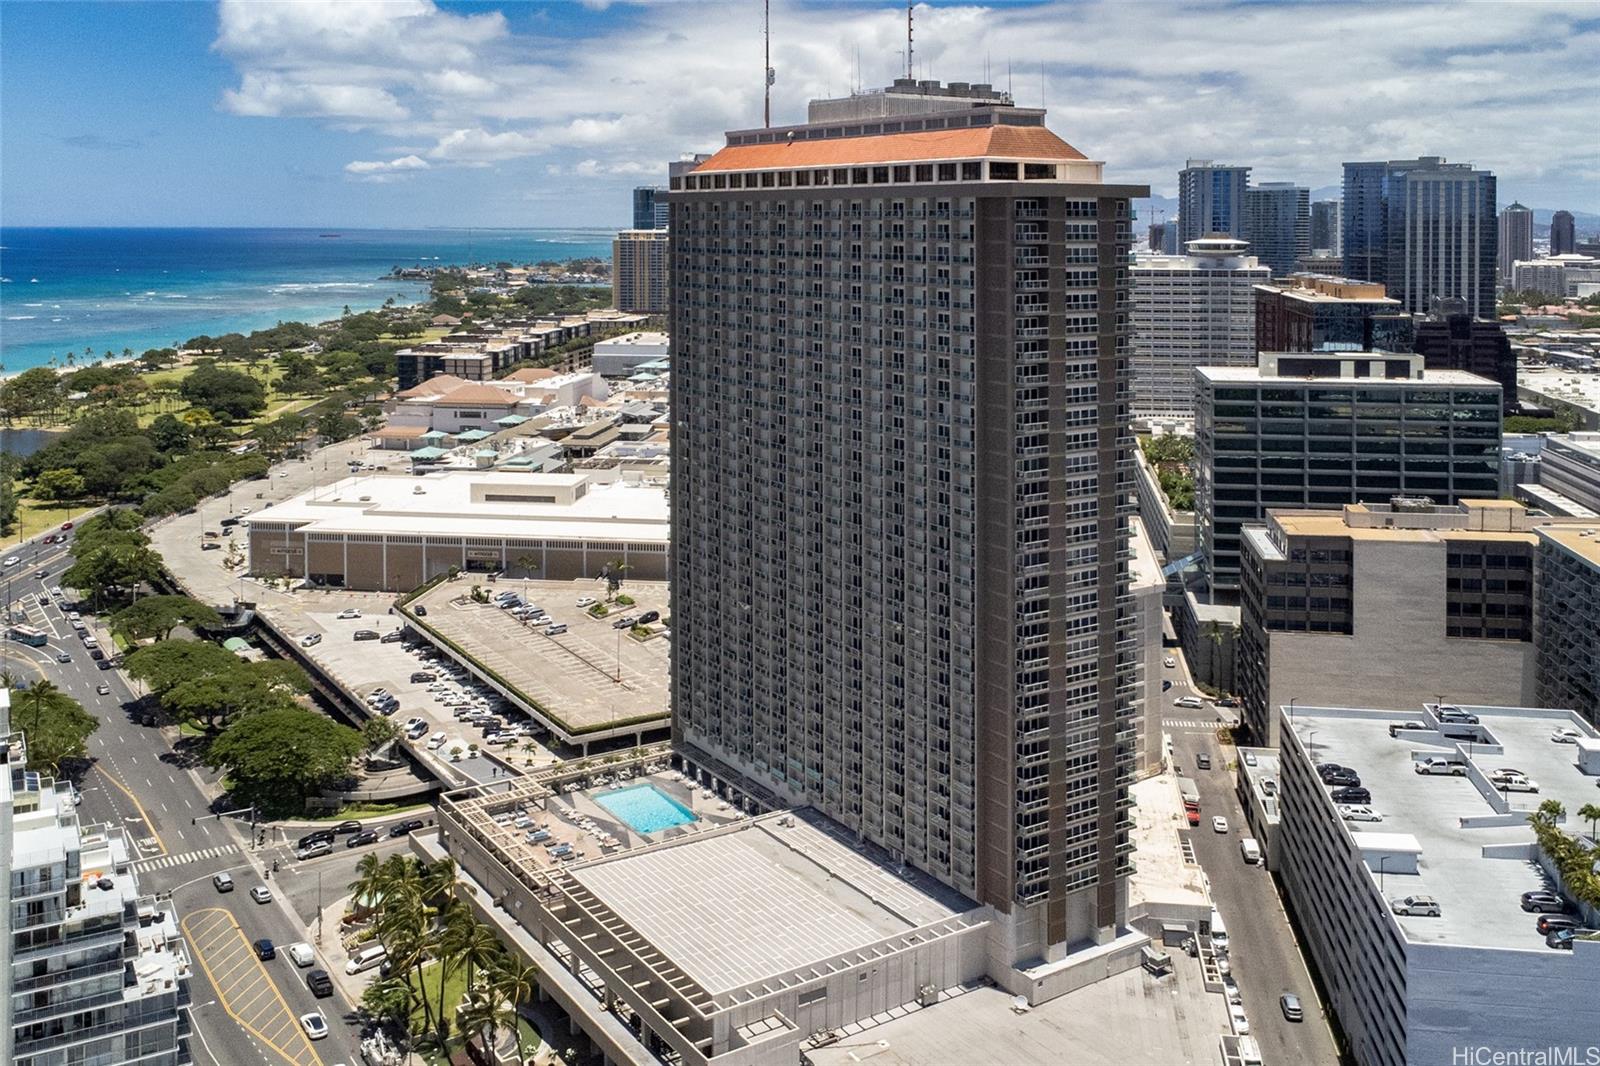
1132, 236, 1269, 419
1, 690, 191, 1066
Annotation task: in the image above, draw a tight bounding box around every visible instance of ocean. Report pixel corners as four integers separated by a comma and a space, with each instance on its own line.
0, 227, 616, 375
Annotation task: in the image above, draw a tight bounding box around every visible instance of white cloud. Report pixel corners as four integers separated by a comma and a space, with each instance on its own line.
344, 155, 431, 179
212, 0, 1600, 215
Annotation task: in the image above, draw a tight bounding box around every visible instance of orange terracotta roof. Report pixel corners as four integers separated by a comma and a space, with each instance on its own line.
433, 383, 522, 406
395, 373, 469, 400
376, 424, 430, 438
694, 125, 1085, 173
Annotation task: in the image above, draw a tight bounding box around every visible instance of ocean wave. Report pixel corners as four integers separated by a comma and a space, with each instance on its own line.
6, 315, 38, 320
50, 317, 64, 322
162, 294, 187, 299
23, 303, 43, 307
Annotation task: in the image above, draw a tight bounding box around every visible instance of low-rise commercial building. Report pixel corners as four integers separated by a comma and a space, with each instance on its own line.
1196, 351, 1502, 593
1536, 431, 1600, 513
1534, 525, 1600, 726
1236, 499, 1593, 746
1, 691, 192, 1066
591, 331, 670, 376
245, 470, 669, 592
1274, 703, 1600, 1066
397, 312, 650, 390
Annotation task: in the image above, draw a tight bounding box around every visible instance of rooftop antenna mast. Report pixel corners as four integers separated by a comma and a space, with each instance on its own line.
763, 0, 775, 127
906, 2, 914, 80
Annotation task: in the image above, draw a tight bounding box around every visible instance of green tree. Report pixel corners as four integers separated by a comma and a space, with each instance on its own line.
15, 681, 99, 772
180, 364, 266, 421
207, 707, 363, 815
125, 639, 240, 696
0, 454, 18, 535
32, 468, 87, 503
110, 596, 223, 642
147, 413, 192, 453
163, 659, 309, 734
458, 986, 516, 1066
362, 716, 400, 755
1578, 803, 1600, 841
62, 541, 162, 608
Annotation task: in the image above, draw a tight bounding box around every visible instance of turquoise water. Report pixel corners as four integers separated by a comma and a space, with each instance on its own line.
0, 227, 615, 374
595, 784, 698, 834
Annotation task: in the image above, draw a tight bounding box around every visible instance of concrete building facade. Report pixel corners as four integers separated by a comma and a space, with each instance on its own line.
613, 230, 671, 314
1534, 526, 1600, 726
590, 331, 671, 376
1253, 274, 1408, 354
1537, 432, 1600, 514
1132, 236, 1268, 419
1195, 351, 1503, 593
1496, 201, 1533, 280
668, 96, 1148, 971
1, 691, 192, 1066
1235, 500, 1585, 747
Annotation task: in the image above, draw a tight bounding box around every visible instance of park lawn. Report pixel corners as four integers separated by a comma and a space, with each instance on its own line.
307, 800, 430, 822
2, 497, 80, 549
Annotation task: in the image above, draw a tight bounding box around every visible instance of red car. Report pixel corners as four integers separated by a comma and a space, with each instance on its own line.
60, 521, 74, 531
42, 534, 57, 545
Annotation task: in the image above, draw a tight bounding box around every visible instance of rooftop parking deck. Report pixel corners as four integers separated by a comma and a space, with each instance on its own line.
1285, 704, 1600, 951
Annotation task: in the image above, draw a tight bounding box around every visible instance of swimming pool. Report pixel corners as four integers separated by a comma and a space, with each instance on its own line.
595, 784, 698, 834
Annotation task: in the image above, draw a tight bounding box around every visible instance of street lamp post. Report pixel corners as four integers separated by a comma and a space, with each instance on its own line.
316, 869, 324, 944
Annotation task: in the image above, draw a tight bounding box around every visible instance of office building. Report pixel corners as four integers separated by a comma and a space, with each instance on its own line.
1534, 525, 1600, 724
590, 330, 670, 376
1235, 499, 1595, 747
1294, 252, 1344, 275
1536, 432, 1600, 514
1497, 201, 1533, 279
1195, 351, 1502, 592
632, 186, 669, 231
670, 89, 1149, 972
1243, 182, 1310, 277
1253, 274, 1408, 353
1511, 253, 1600, 299
1132, 236, 1268, 419
1, 690, 192, 1066
1178, 160, 1249, 244
1271, 703, 1600, 1066
1341, 157, 1497, 317
612, 229, 670, 314
245, 470, 669, 591
1411, 298, 1517, 410
1310, 198, 1343, 256
1550, 209, 1577, 256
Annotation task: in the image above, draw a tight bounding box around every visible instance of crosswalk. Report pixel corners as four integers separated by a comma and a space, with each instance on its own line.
133, 843, 241, 872
1164, 718, 1219, 729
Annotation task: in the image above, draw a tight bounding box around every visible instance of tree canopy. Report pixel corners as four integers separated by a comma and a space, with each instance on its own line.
110, 596, 223, 642
180, 364, 266, 421
124, 640, 309, 733
208, 707, 364, 815
12, 681, 99, 772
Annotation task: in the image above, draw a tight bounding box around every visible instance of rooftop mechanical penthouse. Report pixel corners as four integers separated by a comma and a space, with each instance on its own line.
668, 90, 1149, 976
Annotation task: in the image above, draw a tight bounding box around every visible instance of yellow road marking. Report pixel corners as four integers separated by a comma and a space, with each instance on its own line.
97, 767, 168, 855
180, 908, 321, 1066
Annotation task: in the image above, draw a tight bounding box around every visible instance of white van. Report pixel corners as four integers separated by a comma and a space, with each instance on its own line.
345, 943, 387, 975
1209, 908, 1229, 952
1239, 838, 1261, 865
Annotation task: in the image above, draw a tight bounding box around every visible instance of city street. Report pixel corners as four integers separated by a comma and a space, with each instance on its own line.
1159, 642, 1340, 1066
3, 528, 382, 1066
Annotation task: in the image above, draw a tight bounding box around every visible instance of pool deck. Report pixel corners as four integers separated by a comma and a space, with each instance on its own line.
594, 783, 697, 834
461, 768, 749, 873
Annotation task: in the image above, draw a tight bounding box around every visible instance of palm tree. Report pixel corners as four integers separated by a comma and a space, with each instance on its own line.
458, 987, 515, 1066
603, 558, 630, 600
21, 680, 64, 742
350, 852, 387, 914
491, 954, 540, 1013
1579, 803, 1600, 842
451, 915, 504, 998
1534, 799, 1566, 829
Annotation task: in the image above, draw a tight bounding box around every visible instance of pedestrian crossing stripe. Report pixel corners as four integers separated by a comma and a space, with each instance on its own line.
132, 844, 241, 872
1164, 718, 1217, 729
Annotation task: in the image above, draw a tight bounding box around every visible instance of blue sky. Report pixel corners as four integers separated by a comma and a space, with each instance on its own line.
3, 1, 1597, 228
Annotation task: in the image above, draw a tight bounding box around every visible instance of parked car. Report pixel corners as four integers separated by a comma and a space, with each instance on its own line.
254, 938, 276, 961
249, 885, 272, 904
1537, 915, 1580, 936
388, 818, 426, 838
1388, 720, 1428, 737
1331, 786, 1372, 804
1496, 775, 1540, 793
1173, 696, 1204, 709
1521, 891, 1569, 914
336, 608, 362, 620
1551, 727, 1583, 744
1437, 707, 1480, 725
212, 873, 235, 893
353, 629, 380, 641
636, 610, 661, 626
1337, 805, 1383, 823
1323, 768, 1362, 787
380, 630, 404, 644
410, 671, 437, 683
1414, 758, 1467, 776
576, 596, 597, 607
1546, 928, 1595, 950
307, 969, 334, 997
1390, 894, 1442, 917
414, 605, 428, 616
1211, 816, 1229, 834
612, 615, 637, 629
545, 623, 568, 636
